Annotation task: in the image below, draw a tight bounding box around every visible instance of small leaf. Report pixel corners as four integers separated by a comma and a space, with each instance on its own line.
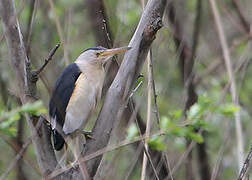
20, 101, 47, 115
0, 127, 17, 136
161, 116, 172, 131
0, 113, 20, 129
188, 132, 204, 143
171, 109, 183, 119
218, 104, 239, 116
170, 126, 189, 137
187, 104, 201, 120
126, 123, 138, 140
148, 136, 166, 151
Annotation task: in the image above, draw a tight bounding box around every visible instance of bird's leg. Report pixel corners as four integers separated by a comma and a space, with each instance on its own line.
65, 136, 78, 167
55, 146, 67, 168
65, 131, 87, 168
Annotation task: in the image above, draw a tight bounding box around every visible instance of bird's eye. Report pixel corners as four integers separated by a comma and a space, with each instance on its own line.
96, 52, 101, 57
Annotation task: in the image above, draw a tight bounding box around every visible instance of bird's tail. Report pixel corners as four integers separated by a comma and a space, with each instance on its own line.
53, 129, 65, 151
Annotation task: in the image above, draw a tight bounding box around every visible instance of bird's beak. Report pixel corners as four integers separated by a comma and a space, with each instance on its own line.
100, 46, 131, 57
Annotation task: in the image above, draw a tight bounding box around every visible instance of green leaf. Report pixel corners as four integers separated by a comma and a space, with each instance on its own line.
171, 109, 183, 119
148, 136, 166, 151
0, 112, 20, 129
218, 104, 239, 116
20, 101, 47, 115
187, 104, 201, 120
170, 126, 189, 137
198, 94, 211, 107
160, 116, 173, 131
0, 127, 17, 136
188, 132, 204, 143
126, 123, 138, 140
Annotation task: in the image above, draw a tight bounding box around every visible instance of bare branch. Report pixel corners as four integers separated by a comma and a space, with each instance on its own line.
35, 43, 60, 75
84, 0, 166, 176
208, 0, 244, 170
47, 0, 69, 65
85, 0, 113, 48
140, 1, 154, 179
84, 0, 170, 178
238, 145, 252, 180
48, 130, 166, 179
25, 0, 37, 57
0, 117, 45, 180
167, 1, 211, 180
0, 0, 58, 176
141, 51, 154, 180
231, 0, 251, 34
49, 0, 166, 179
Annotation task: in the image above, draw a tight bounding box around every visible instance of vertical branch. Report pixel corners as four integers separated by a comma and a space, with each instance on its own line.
15, 114, 27, 180
167, 1, 211, 180
0, 0, 59, 176
83, 0, 165, 176
47, 0, 69, 65
208, 0, 244, 170
231, 0, 250, 34
167, 3, 195, 180
238, 145, 252, 180
85, 0, 113, 48
85, 0, 170, 178
25, 0, 37, 57
0, 75, 27, 180
84, 0, 116, 95
141, 51, 153, 180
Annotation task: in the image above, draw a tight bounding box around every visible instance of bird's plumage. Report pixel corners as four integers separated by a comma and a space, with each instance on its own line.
49, 46, 130, 155
49, 63, 81, 151
63, 69, 104, 134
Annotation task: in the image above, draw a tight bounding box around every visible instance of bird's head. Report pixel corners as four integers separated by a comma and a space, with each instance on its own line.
76, 46, 131, 65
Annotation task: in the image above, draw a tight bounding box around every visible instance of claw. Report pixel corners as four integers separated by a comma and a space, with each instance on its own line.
81, 130, 94, 140
70, 160, 79, 169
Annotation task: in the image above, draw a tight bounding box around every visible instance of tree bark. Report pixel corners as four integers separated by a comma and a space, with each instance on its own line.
1, 0, 166, 179
0, 0, 58, 177
85, 0, 170, 178
84, 0, 166, 176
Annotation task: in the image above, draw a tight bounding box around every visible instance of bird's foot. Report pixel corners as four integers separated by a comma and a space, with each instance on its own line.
69, 160, 79, 169
81, 130, 94, 140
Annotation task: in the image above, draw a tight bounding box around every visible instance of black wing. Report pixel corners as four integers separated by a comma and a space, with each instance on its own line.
49, 63, 81, 151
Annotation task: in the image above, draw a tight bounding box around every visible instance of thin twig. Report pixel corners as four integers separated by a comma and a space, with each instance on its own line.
231, 0, 251, 34
211, 123, 231, 180
141, 50, 153, 180
208, 0, 244, 170
149, 48, 174, 178
25, 0, 37, 57
47, 0, 69, 65
78, 160, 91, 180
35, 43, 60, 75
128, 97, 160, 180
0, 117, 44, 180
168, 137, 197, 179
47, 130, 166, 179
238, 145, 252, 180
1, 135, 41, 175
0, 137, 32, 180
149, 50, 160, 125
124, 143, 143, 180
139, 0, 155, 179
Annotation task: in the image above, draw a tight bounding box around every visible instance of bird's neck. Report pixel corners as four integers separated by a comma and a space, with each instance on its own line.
75, 61, 105, 81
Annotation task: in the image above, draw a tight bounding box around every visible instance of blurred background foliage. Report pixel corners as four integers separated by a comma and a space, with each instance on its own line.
0, 0, 251, 179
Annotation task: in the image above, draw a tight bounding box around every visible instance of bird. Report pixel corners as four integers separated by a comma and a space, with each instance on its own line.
49, 46, 130, 164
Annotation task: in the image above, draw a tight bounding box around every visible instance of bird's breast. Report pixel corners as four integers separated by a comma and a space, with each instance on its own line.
63, 71, 105, 134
